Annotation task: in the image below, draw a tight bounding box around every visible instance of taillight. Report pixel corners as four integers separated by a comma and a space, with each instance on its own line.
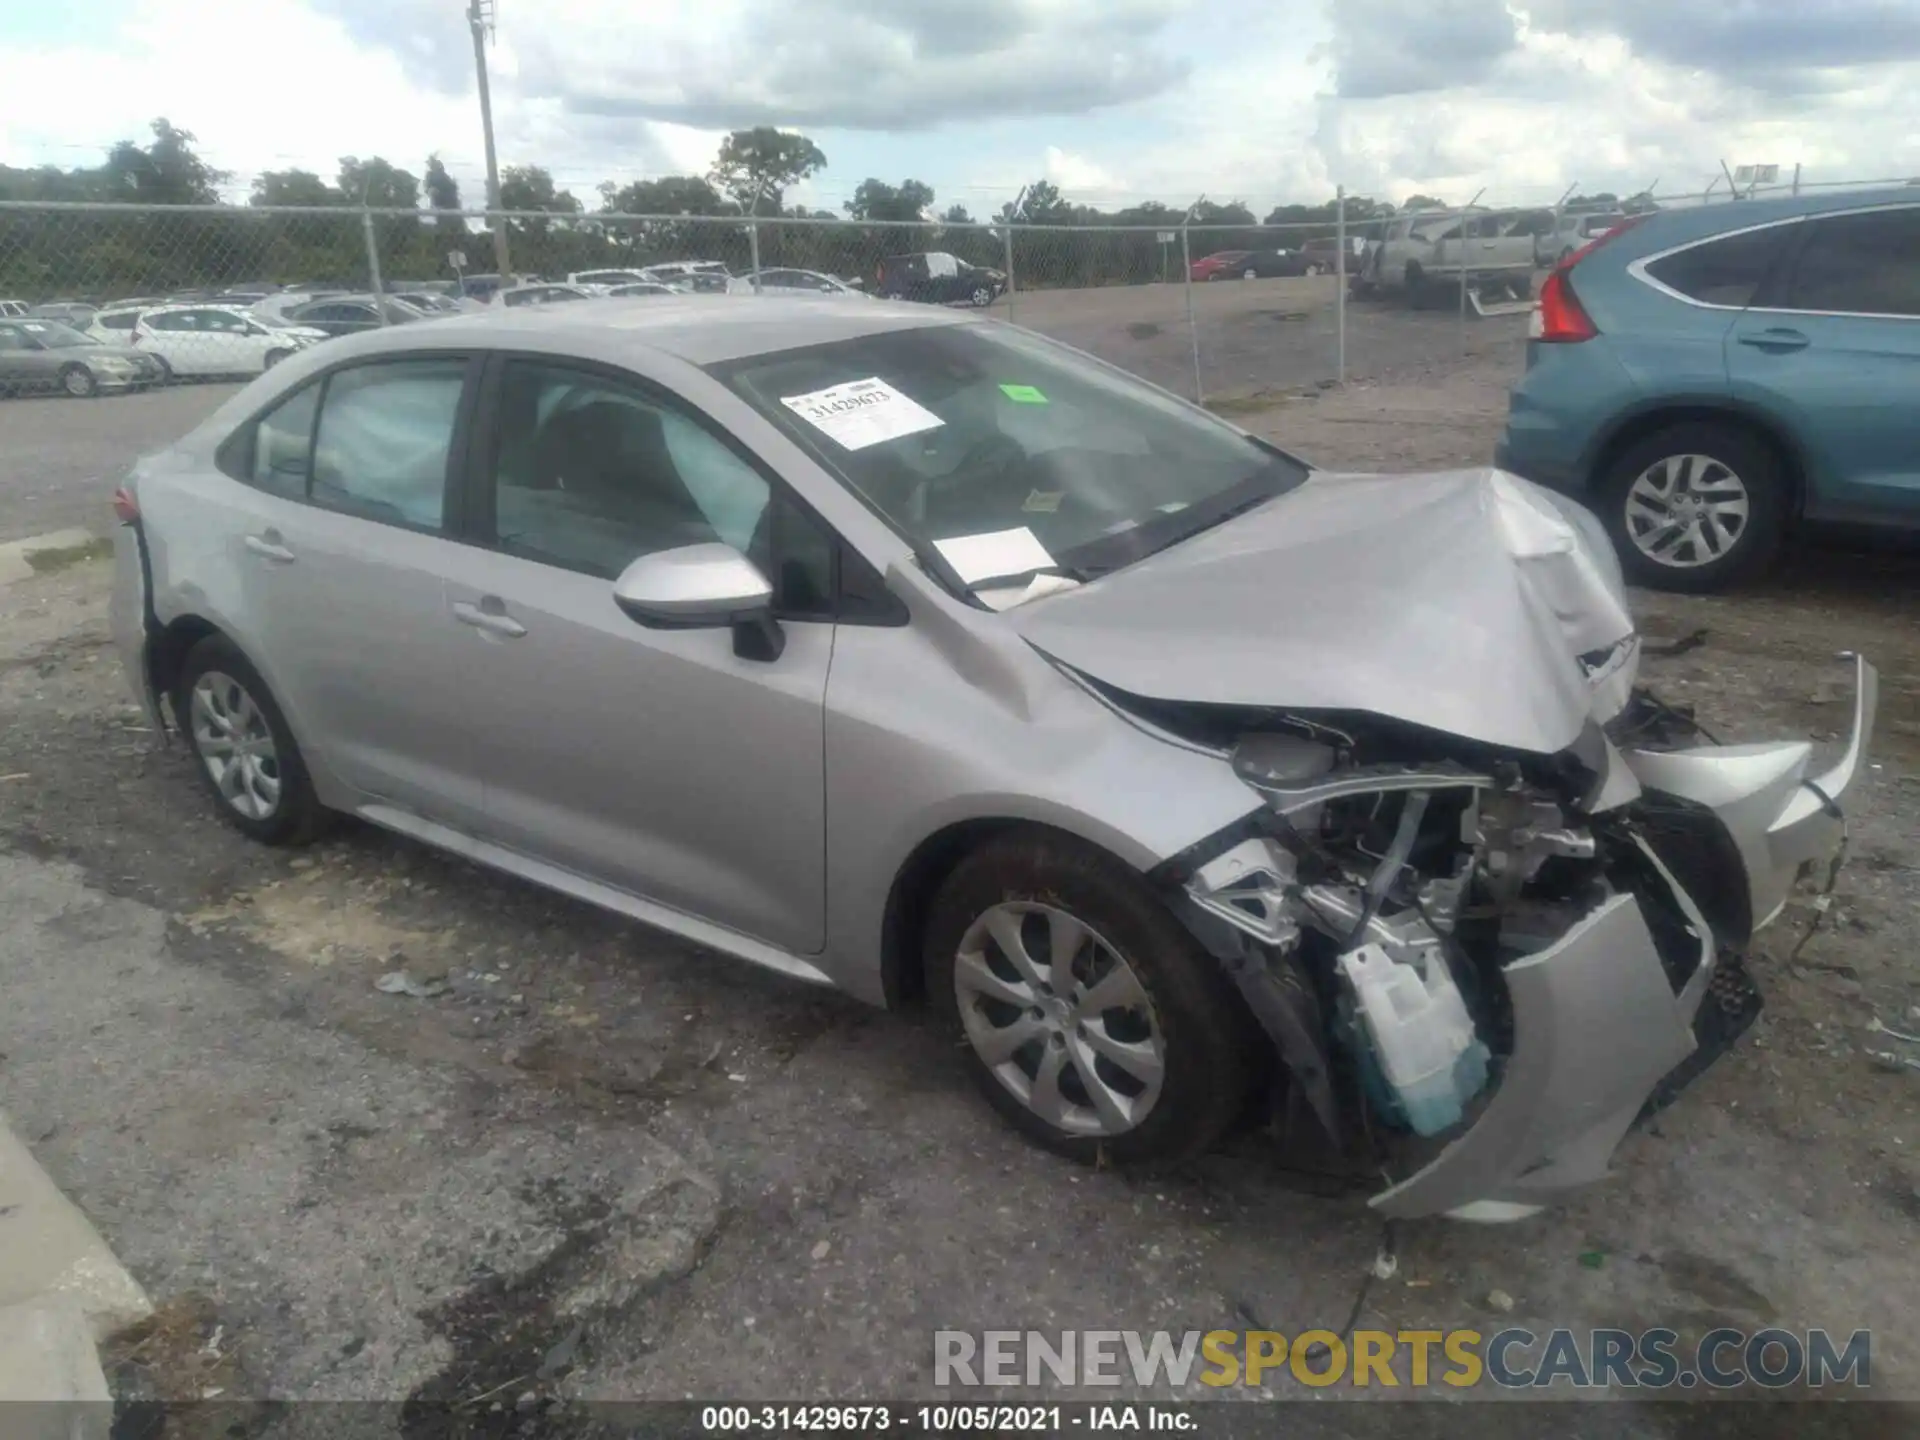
1535, 268, 1596, 343
111, 485, 140, 524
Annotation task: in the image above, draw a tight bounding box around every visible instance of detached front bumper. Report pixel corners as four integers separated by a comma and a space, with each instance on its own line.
1369, 655, 1876, 1220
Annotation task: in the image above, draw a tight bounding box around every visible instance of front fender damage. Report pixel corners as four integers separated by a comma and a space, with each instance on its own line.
1155, 655, 1874, 1220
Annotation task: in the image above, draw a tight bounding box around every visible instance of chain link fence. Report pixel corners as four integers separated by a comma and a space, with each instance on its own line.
5, 179, 1908, 404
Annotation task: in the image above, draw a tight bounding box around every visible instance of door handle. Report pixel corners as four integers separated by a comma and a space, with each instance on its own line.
1737, 328, 1810, 353
244, 533, 295, 563
453, 600, 527, 638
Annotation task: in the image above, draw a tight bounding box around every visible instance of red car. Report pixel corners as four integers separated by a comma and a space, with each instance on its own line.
1188, 249, 1308, 281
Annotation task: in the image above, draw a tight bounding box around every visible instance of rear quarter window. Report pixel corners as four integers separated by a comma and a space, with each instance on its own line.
1642, 223, 1795, 308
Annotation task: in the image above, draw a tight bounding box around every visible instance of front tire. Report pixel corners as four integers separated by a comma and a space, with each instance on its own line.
175, 635, 326, 845
926, 831, 1258, 1169
264, 348, 291, 370
1598, 421, 1786, 592
61, 364, 97, 398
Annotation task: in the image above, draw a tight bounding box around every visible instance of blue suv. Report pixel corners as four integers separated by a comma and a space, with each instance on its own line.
1495, 189, 1920, 591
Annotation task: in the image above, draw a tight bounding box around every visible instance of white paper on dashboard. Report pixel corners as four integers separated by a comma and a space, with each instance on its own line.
780, 377, 945, 451
932, 526, 1057, 585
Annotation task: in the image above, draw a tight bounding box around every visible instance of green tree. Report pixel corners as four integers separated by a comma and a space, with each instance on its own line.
599, 175, 728, 216
845, 178, 935, 223
499, 165, 580, 216
711, 127, 827, 212
997, 179, 1072, 225
941, 202, 974, 225
337, 156, 419, 209
1402, 193, 1447, 211
424, 155, 462, 231
251, 170, 341, 207
102, 119, 226, 204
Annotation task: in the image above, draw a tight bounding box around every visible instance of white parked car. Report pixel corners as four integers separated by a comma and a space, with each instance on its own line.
128, 304, 327, 380
567, 269, 655, 289
729, 268, 869, 299
1351, 208, 1540, 306
1535, 211, 1629, 268
604, 282, 686, 298
498, 284, 595, 308
643, 261, 733, 293
0, 299, 30, 317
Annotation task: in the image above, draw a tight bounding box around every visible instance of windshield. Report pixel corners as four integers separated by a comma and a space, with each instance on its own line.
711, 323, 1307, 588
17, 320, 94, 348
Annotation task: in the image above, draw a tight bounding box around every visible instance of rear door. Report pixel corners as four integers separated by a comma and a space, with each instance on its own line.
1727, 204, 1920, 524
225, 353, 489, 828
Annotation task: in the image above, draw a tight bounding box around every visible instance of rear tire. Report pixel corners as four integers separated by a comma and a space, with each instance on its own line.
175, 634, 327, 845
1597, 421, 1787, 593
926, 831, 1259, 1169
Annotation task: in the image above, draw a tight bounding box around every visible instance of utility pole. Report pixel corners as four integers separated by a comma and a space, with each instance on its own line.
468, 0, 511, 278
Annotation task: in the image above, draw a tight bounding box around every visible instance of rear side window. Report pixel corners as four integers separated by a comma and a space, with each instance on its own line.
1643, 224, 1793, 308
251, 383, 320, 499
1785, 207, 1920, 316
311, 359, 466, 530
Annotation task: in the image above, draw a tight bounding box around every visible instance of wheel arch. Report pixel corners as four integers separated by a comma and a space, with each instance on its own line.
148, 612, 225, 718
878, 816, 1164, 1010
1586, 401, 1811, 523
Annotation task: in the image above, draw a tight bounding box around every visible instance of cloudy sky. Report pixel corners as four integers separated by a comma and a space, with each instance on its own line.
3, 0, 1918, 214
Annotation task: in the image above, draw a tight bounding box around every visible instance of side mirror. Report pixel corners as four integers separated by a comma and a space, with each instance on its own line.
612, 543, 784, 660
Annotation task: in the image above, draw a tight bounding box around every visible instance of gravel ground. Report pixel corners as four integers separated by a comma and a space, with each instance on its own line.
0, 316, 1917, 1433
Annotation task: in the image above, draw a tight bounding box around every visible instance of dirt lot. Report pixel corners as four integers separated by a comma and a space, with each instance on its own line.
1, 301, 1918, 1433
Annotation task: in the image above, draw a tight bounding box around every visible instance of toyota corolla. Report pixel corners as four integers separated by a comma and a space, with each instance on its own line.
110, 298, 1875, 1219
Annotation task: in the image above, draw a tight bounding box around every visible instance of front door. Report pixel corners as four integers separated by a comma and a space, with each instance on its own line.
229, 354, 488, 830
1728, 204, 1920, 525
442, 356, 833, 954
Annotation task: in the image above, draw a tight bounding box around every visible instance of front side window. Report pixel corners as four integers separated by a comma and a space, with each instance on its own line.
713, 322, 1308, 589
149, 312, 196, 332
489, 361, 774, 581
1785, 207, 1920, 316
310, 359, 465, 529
99, 312, 138, 331
1643, 223, 1794, 308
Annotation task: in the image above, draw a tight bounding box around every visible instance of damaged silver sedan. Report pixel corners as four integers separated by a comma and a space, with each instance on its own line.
111, 299, 1876, 1220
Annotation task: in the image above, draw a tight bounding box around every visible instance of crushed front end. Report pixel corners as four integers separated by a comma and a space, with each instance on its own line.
1160, 655, 1877, 1221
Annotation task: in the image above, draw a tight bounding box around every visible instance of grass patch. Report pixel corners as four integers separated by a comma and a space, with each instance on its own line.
24, 535, 114, 572
1203, 392, 1289, 418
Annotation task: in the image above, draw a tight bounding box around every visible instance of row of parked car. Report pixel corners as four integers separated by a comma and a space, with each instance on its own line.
0, 250, 1011, 398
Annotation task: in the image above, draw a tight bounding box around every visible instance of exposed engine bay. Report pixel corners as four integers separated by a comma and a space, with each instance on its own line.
1146, 659, 1875, 1221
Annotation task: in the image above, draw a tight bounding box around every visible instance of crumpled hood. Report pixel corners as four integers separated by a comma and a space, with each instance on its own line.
1012, 468, 1637, 755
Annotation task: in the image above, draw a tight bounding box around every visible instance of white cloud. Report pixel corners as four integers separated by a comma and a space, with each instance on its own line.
2, 0, 1917, 220
1044, 147, 1126, 195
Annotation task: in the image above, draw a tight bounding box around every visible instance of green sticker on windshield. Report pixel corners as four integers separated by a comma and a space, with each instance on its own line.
998, 383, 1048, 404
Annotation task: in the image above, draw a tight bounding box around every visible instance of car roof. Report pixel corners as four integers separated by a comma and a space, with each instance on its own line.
285, 294, 966, 366
137, 302, 255, 315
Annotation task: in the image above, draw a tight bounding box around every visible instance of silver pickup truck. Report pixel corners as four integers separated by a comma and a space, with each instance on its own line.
1354, 207, 1545, 306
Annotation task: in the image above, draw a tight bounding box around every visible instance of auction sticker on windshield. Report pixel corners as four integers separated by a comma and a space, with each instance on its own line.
781, 377, 944, 451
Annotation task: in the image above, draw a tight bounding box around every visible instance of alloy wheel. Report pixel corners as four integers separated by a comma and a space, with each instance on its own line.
189, 671, 282, 820
952, 901, 1166, 1138
1624, 453, 1752, 569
